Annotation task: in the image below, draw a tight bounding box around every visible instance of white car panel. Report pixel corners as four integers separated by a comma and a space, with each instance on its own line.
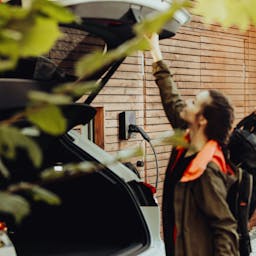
138, 206, 165, 255
68, 129, 141, 182
0, 231, 17, 256
55, 0, 190, 34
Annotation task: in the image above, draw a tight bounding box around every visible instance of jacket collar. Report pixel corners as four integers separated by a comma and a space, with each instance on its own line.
180, 140, 227, 182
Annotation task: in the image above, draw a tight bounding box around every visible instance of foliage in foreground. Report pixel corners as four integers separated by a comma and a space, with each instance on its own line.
0, 0, 191, 223
0, 0, 256, 222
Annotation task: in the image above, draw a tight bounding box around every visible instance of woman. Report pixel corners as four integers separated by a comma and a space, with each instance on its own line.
149, 34, 239, 256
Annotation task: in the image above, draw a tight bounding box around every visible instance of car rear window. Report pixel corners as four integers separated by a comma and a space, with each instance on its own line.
47, 26, 106, 77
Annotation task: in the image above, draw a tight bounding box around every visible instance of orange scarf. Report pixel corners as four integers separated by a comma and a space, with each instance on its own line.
176, 140, 228, 182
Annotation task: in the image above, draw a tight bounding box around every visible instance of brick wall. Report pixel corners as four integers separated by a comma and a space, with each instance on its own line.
50, 17, 256, 226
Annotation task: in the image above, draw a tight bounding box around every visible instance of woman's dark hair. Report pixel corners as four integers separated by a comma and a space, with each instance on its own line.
202, 89, 234, 144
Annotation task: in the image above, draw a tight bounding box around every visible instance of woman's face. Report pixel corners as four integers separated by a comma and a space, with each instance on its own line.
180, 90, 212, 125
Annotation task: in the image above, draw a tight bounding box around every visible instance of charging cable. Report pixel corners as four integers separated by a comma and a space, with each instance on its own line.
128, 124, 159, 189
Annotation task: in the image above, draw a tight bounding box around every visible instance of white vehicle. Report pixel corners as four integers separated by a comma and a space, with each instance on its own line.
57, 0, 190, 39
0, 1, 190, 255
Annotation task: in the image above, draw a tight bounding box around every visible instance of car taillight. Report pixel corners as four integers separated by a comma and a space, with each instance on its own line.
0, 222, 7, 232
141, 182, 156, 194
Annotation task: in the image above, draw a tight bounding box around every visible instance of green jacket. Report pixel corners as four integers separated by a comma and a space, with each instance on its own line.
152, 60, 239, 256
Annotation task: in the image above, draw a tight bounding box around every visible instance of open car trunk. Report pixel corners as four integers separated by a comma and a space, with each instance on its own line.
4, 0, 190, 104
8, 132, 150, 256
11, 173, 150, 256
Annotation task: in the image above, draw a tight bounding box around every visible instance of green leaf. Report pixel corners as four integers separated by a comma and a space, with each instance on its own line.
0, 36, 19, 71
33, 0, 78, 23
0, 126, 42, 167
192, 0, 227, 24
192, 0, 256, 31
0, 192, 30, 223
0, 33, 19, 50
20, 16, 62, 57
227, 2, 250, 31
41, 161, 99, 181
0, 1, 76, 70
30, 185, 61, 205
0, 56, 17, 72
27, 105, 67, 135
9, 182, 61, 205
134, 1, 190, 36
41, 166, 67, 181
247, 1, 256, 24
0, 159, 10, 179
1, 29, 22, 40
75, 37, 149, 78
75, 51, 107, 78
41, 146, 144, 182
152, 129, 190, 148
115, 146, 144, 162
0, 4, 29, 21
28, 91, 72, 104
53, 81, 99, 97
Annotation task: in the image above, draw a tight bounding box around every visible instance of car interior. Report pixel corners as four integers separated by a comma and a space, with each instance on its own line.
8, 134, 151, 256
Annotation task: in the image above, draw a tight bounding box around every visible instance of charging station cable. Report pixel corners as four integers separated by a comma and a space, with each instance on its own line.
128, 124, 159, 189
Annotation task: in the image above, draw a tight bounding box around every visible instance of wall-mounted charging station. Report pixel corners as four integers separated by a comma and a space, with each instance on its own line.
119, 111, 136, 140
119, 111, 159, 189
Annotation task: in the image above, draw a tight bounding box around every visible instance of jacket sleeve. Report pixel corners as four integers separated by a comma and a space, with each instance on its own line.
152, 60, 187, 129
193, 165, 239, 256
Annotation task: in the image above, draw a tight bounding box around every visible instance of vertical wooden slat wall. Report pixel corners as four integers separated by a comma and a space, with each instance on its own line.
50, 17, 256, 227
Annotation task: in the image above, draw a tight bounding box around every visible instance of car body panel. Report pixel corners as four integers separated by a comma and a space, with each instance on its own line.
57, 0, 190, 41
58, 0, 190, 25
67, 129, 141, 182
138, 207, 165, 255
0, 232, 17, 256
65, 131, 166, 255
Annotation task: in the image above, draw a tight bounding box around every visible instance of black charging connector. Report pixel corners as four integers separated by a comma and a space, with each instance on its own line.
128, 124, 150, 142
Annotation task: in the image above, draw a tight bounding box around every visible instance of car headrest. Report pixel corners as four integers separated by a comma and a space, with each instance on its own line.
6, 103, 97, 133
1, 103, 96, 182
0, 78, 49, 111
60, 103, 97, 131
